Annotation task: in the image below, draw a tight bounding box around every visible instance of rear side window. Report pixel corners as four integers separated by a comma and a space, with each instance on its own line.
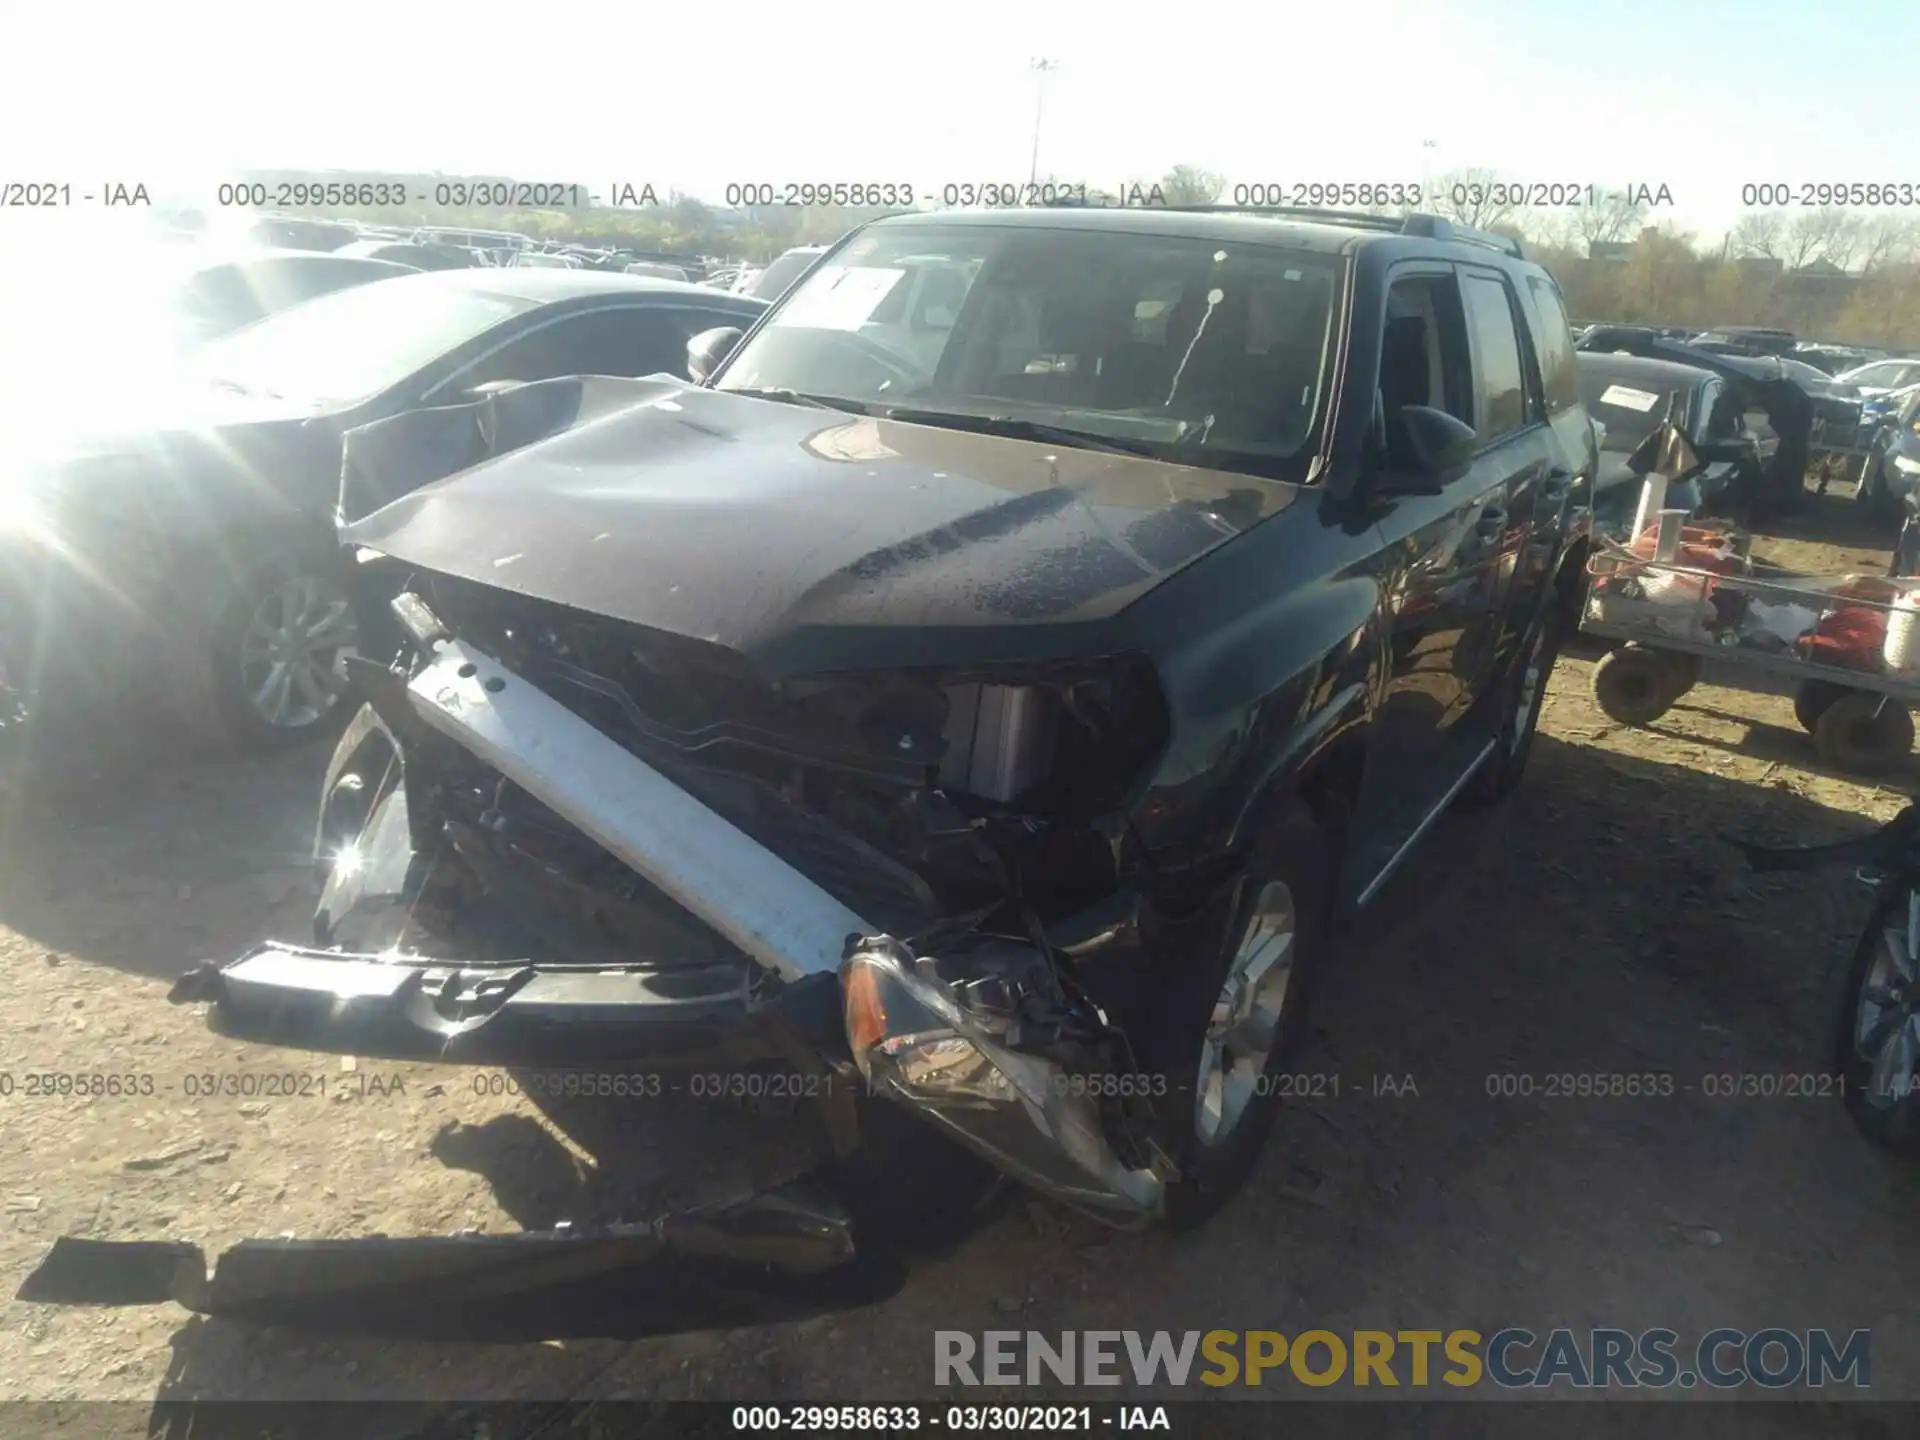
1523, 275, 1579, 414
1461, 274, 1528, 439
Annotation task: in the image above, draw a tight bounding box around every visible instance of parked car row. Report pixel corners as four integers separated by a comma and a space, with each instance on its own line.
0, 270, 768, 751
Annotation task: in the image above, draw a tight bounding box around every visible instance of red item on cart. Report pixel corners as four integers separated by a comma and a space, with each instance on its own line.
1805, 603, 1889, 673
1627, 523, 1739, 575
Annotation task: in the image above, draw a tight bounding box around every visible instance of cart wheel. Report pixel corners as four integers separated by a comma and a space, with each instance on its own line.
1591, 648, 1675, 726
1794, 679, 1854, 734
1656, 651, 1704, 701
1813, 692, 1916, 774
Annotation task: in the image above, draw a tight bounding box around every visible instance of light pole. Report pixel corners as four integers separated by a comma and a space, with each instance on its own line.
1029, 58, 1057, 187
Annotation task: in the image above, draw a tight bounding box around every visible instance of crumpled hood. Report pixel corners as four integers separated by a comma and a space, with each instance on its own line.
341, 378, 1299, 676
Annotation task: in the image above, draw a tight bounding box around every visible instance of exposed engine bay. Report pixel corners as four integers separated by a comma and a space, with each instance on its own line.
394, 570, 1170, 951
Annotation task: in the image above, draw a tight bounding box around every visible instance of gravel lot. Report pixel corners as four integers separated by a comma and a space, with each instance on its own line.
3, 486, 1918, 1434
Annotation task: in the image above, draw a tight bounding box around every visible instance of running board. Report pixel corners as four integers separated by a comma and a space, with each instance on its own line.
1352, 737, 1498, 908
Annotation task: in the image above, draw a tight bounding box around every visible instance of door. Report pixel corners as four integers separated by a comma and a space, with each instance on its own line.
1346, 266, 1507, 892
1454, 267, 1558, 700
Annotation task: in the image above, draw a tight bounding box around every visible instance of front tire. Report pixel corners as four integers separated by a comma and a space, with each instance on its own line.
1137, 800, 1334, 1229
1835, 876, 1920, 1156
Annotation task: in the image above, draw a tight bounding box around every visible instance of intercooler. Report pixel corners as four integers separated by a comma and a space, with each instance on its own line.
937, 684, 1055, 804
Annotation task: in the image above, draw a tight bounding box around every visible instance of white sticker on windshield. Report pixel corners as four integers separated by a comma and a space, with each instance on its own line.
774, 266, 907, 331
1599, 384, 1663, 413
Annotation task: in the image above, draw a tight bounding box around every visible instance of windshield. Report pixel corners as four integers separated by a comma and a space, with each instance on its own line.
191, 277, 534, 406
749, 250, 824, 300
1840, 360, 1910, 388
1580, 374, 1680, 453
716, 223, 1342, 478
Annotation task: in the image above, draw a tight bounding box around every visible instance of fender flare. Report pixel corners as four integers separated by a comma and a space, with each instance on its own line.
1225, 677, 1373, 855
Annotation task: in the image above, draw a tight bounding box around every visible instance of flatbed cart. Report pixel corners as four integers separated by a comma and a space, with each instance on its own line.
1579, 484, 1920, 775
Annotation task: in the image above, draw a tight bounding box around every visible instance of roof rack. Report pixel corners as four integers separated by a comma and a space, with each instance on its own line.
1395, 213, 1525, 259
1035, 199, 1525, 258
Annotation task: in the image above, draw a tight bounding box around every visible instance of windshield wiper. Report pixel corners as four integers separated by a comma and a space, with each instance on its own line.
725, 387, 875, 415
207, 377, 286, 401
879, 408, 1163, 458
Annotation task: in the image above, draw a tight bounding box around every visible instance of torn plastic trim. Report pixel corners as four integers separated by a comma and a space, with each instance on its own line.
842, 936, 1166, 1222
168, 941, 793, 1068
14, 1180, 905, 1341
406, 638, 875, 983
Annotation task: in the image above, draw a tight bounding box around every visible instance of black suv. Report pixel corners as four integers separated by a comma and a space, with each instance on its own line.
32, 207, 1596, 1332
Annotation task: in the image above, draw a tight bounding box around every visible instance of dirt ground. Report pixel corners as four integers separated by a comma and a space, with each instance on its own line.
4, 477, 1920, 1429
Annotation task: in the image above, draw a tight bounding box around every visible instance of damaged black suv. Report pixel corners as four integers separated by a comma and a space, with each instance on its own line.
24, 206, 1597, 1331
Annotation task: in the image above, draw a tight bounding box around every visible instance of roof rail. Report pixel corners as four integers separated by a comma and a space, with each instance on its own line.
1397, 213, 1526, 260
1036, 198, 1527, 258
1038, 197, 1407, 229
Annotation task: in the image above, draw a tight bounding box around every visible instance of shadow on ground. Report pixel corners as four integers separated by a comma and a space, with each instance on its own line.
0, 719, 327, 981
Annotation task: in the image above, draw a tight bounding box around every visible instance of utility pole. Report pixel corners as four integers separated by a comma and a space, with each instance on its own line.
1029, 58, 1057, 187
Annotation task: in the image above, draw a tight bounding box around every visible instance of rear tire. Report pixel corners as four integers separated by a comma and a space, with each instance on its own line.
1813, 693, 1915, 774
1135, 800, 1333, 1230
1460, 592, 1563, 807
1794, 679, 1853, 734
1655, 651, 1703, 700
1591, 647, 1674, 726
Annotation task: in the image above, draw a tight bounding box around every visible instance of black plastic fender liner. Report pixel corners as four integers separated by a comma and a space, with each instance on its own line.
14, 1181, 906, 1341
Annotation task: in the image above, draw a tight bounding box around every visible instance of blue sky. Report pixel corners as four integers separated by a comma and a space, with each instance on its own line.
1, 0, 1914, 242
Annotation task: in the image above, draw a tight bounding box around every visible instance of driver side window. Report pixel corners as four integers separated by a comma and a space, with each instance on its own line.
1377, 273, 1473, 466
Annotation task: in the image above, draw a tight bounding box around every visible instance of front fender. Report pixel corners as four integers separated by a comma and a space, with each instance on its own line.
1131, 571, 1380, 874
1225, 678, 1371, 854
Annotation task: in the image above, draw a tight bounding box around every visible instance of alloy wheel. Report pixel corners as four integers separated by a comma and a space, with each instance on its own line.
237, 573, 360, 730
1195, 880, 1297, 1145
1855, 886, 1920, 1114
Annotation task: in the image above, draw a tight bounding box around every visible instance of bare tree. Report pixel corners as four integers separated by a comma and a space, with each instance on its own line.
1159, 165, 1225, 206
1575, 190, 1651, 249
1859, 215, 1920, 273
1814, 208, 1865, 271
1774, 213, 1820, 272
1426, 168, 1517, 230
1726, 212, 1785, 261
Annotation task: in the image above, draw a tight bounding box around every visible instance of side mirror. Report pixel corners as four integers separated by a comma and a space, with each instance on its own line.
1374, 406, 1478, 495
687, 326, 744, 384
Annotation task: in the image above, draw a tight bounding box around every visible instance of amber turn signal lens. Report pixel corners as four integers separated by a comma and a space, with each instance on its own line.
843, 963, 888, 1063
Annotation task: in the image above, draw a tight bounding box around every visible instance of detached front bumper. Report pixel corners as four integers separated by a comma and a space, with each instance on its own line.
17, 1180, 909, 1341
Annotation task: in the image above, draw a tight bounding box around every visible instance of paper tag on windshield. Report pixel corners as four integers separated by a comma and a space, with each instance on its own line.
1599, 384, 1663, 413
774, 266, 906, 330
